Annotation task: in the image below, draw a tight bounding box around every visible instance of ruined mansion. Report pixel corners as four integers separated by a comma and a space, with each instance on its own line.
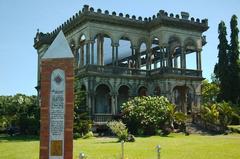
34, 5, 209, 124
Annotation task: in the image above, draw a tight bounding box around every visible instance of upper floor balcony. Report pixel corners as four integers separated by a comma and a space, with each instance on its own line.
77, 65, 202, 78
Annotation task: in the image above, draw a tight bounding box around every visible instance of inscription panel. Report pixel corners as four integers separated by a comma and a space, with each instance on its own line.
49, 69, 65, 159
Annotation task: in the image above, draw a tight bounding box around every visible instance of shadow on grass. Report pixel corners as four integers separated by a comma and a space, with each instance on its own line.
0, 134, 39, 142
134, 134, 175, 138
96, 140, 119, 144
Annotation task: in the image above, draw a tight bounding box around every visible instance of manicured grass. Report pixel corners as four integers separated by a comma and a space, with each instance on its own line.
1, 134, 240, 159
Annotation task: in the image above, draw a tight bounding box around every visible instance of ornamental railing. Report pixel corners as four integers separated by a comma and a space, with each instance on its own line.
92, 114, 113, 123
150, 67, 202, 77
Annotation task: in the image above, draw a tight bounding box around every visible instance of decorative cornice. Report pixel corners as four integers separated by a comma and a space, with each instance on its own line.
34, 4, 209, 49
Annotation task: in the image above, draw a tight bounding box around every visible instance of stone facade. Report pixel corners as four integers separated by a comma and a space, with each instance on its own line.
35, 5, 209, 124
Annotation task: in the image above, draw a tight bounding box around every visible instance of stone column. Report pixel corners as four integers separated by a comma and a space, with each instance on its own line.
130, 46, 136, 68
164, 46, 169, 67
196, 49, 202, 70
100, 36, 104, 65
80, 44, 84, 66
90, 40, 95, 65
86, 41, 90, 65
160, 47, 164, 67
115, 43, 119, 66
180, 47, 186, 69
92, 93, 96, 115
136, 48, 141, 69
112, 44, 115, 66
153, 52, 157, 69
167, 47, 172, 68
115, 93, 118, 114
97, 35, 104, 65
73, 46, 79, 67
174, 58, 178, 68
111, 92, 116, 115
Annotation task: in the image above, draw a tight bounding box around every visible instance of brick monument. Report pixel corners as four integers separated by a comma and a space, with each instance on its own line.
39, 31, 74, 159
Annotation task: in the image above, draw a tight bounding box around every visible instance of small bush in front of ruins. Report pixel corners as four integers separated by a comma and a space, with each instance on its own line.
107, 120, 133, 142
121, 96, 176, 135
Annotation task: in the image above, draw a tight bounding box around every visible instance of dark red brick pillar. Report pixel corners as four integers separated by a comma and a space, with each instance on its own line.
40, 58, 74, 159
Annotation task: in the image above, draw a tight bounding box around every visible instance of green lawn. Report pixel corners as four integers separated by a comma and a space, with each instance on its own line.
0, 134, 240, 159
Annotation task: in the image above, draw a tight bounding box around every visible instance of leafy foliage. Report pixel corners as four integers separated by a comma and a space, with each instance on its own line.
0, 94, 39, 135
107, 120, 129, 141
74, 76, 92, 137
201, 80, 220, 104
201, 102, 239, 129
121, 96, 186, 135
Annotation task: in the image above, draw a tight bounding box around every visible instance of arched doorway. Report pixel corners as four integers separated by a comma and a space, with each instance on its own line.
154, 86, 161, 96
117, 85, 130, 113
95, 84, 111, 114
172, 86, 193, 114
138, 86, 147, 96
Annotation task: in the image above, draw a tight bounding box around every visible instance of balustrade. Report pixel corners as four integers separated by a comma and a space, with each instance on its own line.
78, 65, 202, 77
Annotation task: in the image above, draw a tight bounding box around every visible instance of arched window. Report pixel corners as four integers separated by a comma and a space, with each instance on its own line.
117, 85, 130, 113
95, 84, 111, 114
94, 33, 113, 66
118, 37, 132, 68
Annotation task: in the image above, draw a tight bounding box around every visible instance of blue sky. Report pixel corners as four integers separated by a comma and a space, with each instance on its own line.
0, 0, 239, 95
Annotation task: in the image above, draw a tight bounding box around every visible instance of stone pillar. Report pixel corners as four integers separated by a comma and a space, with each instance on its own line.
90, 40, 95, 65
111, 92, 116, 115
86, 91, 92, 115
153, 52, 157, 69
196, 50, 202, 70
115, 93, 118, 114
115, 43, 119, 66
80, 44, 84, 66
160, 47, 164, 67
92, 93, 96, 115
168, 47, 173, 68
136, 48, 141, 69
174, 58, 178, 68
165, 46, 169, 67
73, 46, 79, 67
100, 36, 104, 65
86, 41, 90, 65
39, 31, 74, 159
131, 46, 136, 68
97, 36, 101, 65
146, 48, 151, 70
180, 47, 186, 69
112, 44, 115, 66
